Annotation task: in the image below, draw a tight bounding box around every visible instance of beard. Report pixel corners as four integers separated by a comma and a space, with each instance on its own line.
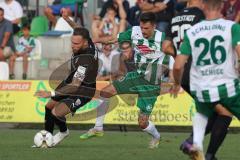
73, 48, 87, 55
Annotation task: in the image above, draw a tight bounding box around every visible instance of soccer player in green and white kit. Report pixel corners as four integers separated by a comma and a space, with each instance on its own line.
80, 12, 174, 148
171, 0, 240, 159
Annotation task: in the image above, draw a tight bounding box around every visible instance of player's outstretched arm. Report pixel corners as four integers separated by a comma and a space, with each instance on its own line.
34, 90, 51, 98
170, 54, 189, 97
173, 55, 189, 85
162, 40, 176, 57
236, 45, 240, 74
236, 45, 240, 58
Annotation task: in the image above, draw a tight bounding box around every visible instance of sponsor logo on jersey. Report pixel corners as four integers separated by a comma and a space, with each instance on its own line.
75, 98, 81, 106
146, 104, 152, 111
136, 45, 155, 55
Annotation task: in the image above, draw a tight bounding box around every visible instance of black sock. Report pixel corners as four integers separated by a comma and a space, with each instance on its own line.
206, 115, 232, 156
44, 108, 55, 134
186, 132, 193, 144
205, 113, 218, 135
205, 153, 217, 160
53, 115, 68, 133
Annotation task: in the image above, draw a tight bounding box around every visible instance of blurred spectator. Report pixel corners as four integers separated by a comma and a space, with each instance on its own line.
119, 41, 136, 74
92, 1, 126, 40
44, 0, 81, 27
92, 0, 129, 39
92, 5, 120, 40
97, 44, 121, 81
54, 8, 74, 32
0, 0, 23, 34
222, 0, 240, 22
9, 24, 35, 80
98, 0, 129, 20
128, 0, 142, 26
138, 0, 174, 32
174, 0, 187, 12
0, 7, 15, 61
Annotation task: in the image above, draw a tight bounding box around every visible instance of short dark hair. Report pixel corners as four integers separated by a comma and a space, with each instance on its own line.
140, 12, 156, 24
120, 41, 132, 49
22, 24, 31, 30
0, 7, 4, 13
73, 27, 90, 40
106, 4, 118, 14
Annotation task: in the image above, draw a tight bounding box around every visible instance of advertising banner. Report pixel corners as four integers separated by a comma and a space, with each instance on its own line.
0, 81, 239, 127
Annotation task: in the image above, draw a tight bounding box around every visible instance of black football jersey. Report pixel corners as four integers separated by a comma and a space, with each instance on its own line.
167, 7, 205, 87
54, 43, 98, 98
168, 7, 205, 52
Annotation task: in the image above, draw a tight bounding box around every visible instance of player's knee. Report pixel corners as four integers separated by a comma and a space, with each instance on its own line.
45, 104, 52, 110
46, 103, 54, 110
215, 104, 233, 117
100, 91, 112, 98
100, 86, 116, 98
51, 108, 57, 117
138, 118, 148, 129
138, 120, 148, 129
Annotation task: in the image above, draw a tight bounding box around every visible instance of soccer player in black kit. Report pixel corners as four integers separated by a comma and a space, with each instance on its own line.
34, 27, 98, 147
165, 0, 233, 159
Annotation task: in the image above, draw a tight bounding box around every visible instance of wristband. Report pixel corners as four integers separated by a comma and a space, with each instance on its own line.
51, 91, 56, 97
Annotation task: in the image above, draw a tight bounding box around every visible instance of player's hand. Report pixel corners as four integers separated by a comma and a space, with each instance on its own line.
169, 84, 181, 98
34, 90, 51, 98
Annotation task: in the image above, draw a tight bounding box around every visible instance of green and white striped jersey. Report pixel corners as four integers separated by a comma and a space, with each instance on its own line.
180, 18, 240, 102
118, 26, 173, 84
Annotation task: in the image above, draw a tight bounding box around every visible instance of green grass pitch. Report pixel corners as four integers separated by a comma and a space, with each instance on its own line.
0, 129, 238, 160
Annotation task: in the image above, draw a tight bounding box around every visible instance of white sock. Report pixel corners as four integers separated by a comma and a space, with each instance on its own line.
193, 112, 208, 150
143, 121, 160, 139
94, 97, 109, 131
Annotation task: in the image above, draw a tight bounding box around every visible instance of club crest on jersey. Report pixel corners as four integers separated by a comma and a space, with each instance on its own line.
94, 50, 98, 60
118, 75, 126, 82
146, 105, 152, 111
75, 57, 79, 64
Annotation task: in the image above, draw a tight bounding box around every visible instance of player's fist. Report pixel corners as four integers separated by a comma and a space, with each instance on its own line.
34, 90, 51, 98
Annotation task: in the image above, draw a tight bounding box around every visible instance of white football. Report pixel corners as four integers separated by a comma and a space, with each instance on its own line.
34, 130, 53, 148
